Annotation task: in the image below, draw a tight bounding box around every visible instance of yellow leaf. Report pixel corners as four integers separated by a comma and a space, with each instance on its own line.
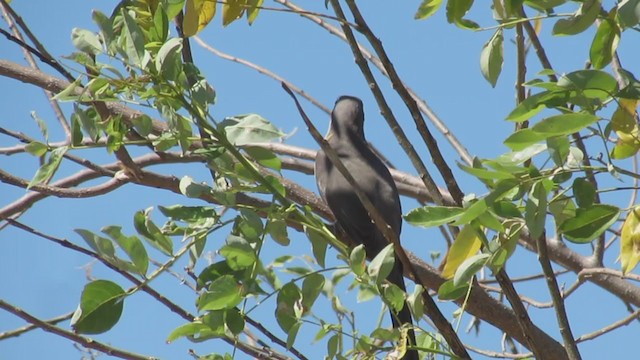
612, 99, 639, 144
442, 225, 482, 279
184, 0, 216, 37
223, 0, 245, 26
621, 207, 640, 274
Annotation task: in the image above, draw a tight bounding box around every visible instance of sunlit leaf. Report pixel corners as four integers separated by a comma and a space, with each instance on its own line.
28, 146, 68, 189
560, 204, 620, 243
617, 0, 640, 28
590, 19, 620, 69
71, 280, 125, 334
184, 0, 216, 37
621, 207, 640, 274
480, 29, 503, 87
552, 0, 600, 36
504, 128, 547, 151
221, 114, 285, 145
442, 225, 482, 279
404, 206, 464, 228
415, 0, 442, 20
453, 253, 490, 286
531, 113, 599, 137
198, 275, 243, 311
368, 244, 396, 285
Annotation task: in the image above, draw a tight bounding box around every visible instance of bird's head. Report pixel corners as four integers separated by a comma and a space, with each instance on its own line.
327, 95, 365, 141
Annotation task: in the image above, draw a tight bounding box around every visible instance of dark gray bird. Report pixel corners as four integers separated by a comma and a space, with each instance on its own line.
315, 96, 418, 360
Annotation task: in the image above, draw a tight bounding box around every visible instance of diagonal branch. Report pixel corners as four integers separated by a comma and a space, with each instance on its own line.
0, 298, 158, 360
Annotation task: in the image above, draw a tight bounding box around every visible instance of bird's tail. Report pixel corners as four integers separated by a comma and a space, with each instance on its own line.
387, 258, 419, 360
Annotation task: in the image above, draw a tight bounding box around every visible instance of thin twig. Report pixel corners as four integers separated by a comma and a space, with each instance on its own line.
575, 309, 640, 343
535, 231, 581, 359
281, 83, 470, 359
0, 3, 71, 141
0, 299, 157, 360
344, 0, 465, 205
276, 0, 473, 165
193, 36, 331, 114
0, 311, 73, 340
0, 0, 74, 81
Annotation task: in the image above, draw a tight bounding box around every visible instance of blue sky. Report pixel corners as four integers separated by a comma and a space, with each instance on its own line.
1, 1, 639, 359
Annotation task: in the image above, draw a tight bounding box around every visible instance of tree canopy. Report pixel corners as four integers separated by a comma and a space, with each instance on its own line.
2, 1, 640, 359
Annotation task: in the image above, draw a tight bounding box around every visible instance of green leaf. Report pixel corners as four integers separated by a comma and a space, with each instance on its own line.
166, 321, 211, 343
349, 244, 367, 276
496, 143, 547, 166
404, 206, 464, 228
159, 205, 218, 222
179, 176, 212, 198
155, 37, 183, 81
266, 219, 290, 246
525, 181, 549, 239
301, 273, 325, 314
305, 226, 328, 268
572, 178, 596, 208
611, 140, 640, 159
121, 8, 146, 67
71, 280, 124, 334
437, 279, 469, 301
504, 128, 547, 151
552, 0, 600, 36
550, 195, 577, 226
101, 226, 149, 276
198, 275, 243, 311
415, 0, 442, 20
445, 0, 479, 29
74, 105, 100, 142
221, 114, 285, 145
547, 136, 570, 166
225, 307, 245, 335
452, 199, 487, 225
560, 204, 620, 243
275, 282, 302, 333
368, 244, 396, 285
480, 29, 503, 87
286, 321, 302, 349
531, 113, 599, 137
617, 0, 640, 28
442, 225, 482, 278
92, 11, 114, 53
75, 229, 116, 259
71, 28, 102, 55
237, 209, 264, 242
453, 253, 490, 286
27, 146, 68, 189
382, 282, 405, 314
151, 3, 169, 43
25, 141, 48, 157
506, 91, 552, 122
557, 69, 618, 101
133, 208, 173, 256
219, 236, 257, 270
458, 163, 515, 180
590, 19, 620, 69
244, 146, 282, 171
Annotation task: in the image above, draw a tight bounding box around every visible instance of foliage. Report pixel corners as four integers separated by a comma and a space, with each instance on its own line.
2, 0, 640, 359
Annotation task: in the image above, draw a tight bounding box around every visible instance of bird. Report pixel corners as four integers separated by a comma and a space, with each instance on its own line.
315, 96, 418, 360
